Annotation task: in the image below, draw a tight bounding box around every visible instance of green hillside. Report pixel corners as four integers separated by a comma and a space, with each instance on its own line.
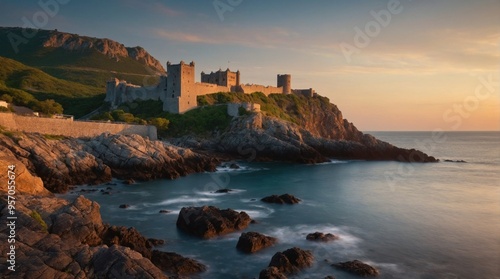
0, 56, 105, 117
0, 27, 160, 88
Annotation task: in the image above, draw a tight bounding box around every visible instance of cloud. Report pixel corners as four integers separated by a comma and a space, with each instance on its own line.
123, 0, 182, 17
153, 26, 300, 48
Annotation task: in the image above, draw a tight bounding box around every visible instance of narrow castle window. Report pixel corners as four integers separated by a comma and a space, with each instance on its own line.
172, 94, 175, 98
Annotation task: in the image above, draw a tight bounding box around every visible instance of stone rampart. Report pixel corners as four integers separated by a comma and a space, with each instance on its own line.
0, 113, 157, 140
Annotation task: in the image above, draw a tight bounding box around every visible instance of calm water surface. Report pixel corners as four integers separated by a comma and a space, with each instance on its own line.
63, 132, 500, 279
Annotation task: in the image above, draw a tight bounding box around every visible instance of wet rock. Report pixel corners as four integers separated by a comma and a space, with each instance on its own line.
215, 188, 233, 193
124, 178, 135, 185
159, 210, 171, 214
176, 206, 252, 239
306, 232, 339, 242
101, 191, 111, 195
332, 260, 379, 277
151, 250, 207, 276
268, 247, 314, 275
325, 276, 336, 279
261, 194, 301, 204
259, 266, 287, 279
229, 163, 240, 169
444, 159, 466, 163
236, 232, 277, 253
119, 204, 130, 209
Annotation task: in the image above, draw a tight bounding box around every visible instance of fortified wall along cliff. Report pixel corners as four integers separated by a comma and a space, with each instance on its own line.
105, 61, 317, 114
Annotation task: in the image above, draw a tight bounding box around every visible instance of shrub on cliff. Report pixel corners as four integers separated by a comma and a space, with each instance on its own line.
33, 99, 63, 116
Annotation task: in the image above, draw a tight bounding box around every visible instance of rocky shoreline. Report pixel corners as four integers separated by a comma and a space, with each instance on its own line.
0, 157, 206, 278
0, 133, 219, 193
0, 112, 438, 277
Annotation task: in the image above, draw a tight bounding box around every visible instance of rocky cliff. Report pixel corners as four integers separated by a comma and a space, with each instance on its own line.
41, 31, 165, 73
0, 133, 219, 193
173, 112, 438, 164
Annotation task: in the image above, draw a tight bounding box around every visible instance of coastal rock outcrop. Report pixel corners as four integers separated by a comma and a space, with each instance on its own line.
174, 96, 439, 164
0, 156, 50, 196
0, 177, 206, 278
266, 247, 314, 275
236, 232, 277, 253
332, 260, 379, 277
306, 232, 339, 242
261, 194, 301, 204
0, 133, 219, 193
176, 206, 252, 239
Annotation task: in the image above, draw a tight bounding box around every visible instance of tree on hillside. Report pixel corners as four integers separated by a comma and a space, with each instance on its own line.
149, 117, 170, 130
0, 94, 13, 103
34, 99, 63, 115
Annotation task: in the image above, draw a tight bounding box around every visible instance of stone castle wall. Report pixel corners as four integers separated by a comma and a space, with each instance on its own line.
194, 83, 231, 96
0, 113, 157, 140
236, 85, 283, 96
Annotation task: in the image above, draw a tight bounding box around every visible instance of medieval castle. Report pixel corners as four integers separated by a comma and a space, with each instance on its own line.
105, 61, 316, 114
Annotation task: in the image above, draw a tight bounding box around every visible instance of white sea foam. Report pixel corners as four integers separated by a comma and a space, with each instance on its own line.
194, 188, 247, 196
215, 165, 269, 173
317, 159, 349, 165
153, 196, 217, 206
266, 224, 363, 257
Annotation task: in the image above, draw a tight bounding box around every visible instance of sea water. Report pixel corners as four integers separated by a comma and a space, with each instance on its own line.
64, 132, 500, 278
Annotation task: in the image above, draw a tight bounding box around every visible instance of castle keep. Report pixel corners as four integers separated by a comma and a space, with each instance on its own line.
105, 61, 316, 114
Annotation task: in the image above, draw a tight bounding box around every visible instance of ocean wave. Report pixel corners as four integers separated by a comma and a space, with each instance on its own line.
194, 188, 247, 196
215, 165, 269, 173
149, 196, 217, 206
316, 159, 349, 165
266, 224, 363, 256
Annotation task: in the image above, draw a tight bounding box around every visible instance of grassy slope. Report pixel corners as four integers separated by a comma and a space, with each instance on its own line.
0, 56, 105, 117
0, 27, 161, 88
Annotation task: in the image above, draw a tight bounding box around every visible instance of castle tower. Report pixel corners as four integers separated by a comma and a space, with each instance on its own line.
164, 61, 197, 114
277, 74, 292, 94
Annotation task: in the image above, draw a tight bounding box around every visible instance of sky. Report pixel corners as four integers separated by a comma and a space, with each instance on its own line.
1, 0, 499, 131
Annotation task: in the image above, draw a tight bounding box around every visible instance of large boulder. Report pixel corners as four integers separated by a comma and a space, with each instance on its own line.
0, 156, 51, 196
176, 206, 252, 239
268, 247, 314, 275
236, 232, 277, 253
306, 232, 339, 242
151, 250, 206, 276
261, 194, 301, 204
332, 260, 379, 277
